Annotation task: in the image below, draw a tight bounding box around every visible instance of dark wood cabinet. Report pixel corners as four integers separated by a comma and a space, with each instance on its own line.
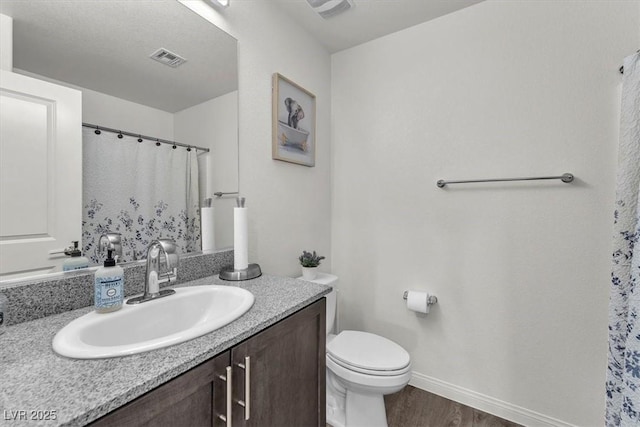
92, 298, 325, 427
231, 298, 326, 427
92, 350, 230, 427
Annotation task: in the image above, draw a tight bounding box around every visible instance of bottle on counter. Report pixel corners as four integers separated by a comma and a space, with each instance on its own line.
62, 241, 90, 272
94, 249, 124, 313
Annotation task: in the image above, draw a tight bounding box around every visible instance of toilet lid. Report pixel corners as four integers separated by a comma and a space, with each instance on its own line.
327, 331, 410, 372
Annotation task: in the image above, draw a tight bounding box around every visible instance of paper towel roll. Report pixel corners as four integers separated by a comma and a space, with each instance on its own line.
201, 207, 216, 252
406, 291, 429, 314
234, 207, 248, 270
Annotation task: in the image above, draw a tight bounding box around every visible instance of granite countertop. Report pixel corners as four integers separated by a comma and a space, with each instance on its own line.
0, 274, 330, 426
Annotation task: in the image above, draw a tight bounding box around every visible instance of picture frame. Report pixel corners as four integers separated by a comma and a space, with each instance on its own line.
272, 73, 316, 167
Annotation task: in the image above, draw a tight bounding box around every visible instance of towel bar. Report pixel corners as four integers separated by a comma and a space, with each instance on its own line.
214, 191, 239, 197
436, 173, 574, 188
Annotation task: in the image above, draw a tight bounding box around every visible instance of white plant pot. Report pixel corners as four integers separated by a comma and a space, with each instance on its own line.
302, 266, 318, 281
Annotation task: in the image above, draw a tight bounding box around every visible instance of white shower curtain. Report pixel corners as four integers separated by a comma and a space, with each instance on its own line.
82, 128, 200, 263
606, 51, 640, 427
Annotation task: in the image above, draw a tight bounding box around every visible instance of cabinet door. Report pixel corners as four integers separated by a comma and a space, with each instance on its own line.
232, 298, 326, 427
92, 350, 231, 427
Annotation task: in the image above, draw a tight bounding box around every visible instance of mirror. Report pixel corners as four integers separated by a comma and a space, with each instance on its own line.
0, 0, 238, 280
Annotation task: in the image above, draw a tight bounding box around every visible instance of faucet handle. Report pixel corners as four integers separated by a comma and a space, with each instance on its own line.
98, 233, 122, 260
157, 239, 179, 283
157, 239, 179, 268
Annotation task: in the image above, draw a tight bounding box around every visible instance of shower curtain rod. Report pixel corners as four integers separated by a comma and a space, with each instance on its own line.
82, 122, 210, 153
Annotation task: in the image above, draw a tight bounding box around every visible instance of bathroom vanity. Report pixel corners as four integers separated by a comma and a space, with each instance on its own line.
0, 271, 329, 426
92, 298, 326, 427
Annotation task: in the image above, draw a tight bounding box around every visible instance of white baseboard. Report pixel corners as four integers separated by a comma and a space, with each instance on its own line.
409, 372, 578, 427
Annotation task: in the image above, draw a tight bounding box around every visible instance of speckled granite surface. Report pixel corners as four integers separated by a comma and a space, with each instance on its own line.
0, 274, 330, 426
0, 250, 234, 326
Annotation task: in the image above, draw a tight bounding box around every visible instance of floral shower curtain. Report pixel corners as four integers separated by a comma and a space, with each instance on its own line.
82, 128, 200, 264
606, 51, 640, 426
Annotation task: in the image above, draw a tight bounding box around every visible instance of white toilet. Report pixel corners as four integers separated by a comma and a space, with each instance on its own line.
306, 273, 412, 427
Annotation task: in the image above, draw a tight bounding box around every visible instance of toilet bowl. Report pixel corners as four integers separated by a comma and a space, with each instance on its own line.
302, 273, 411, 427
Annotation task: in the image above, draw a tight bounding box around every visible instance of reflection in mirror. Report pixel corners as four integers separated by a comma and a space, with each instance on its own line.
0, 0, 238, 281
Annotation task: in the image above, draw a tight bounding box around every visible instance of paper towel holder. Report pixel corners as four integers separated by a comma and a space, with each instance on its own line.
219, 196, 262, 281
403, 291, 438, 306
219, 263, 262, 281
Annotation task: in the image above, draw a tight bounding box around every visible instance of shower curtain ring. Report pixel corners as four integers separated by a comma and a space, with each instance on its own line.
155, 139, 161, 147
94, 126, 101, 135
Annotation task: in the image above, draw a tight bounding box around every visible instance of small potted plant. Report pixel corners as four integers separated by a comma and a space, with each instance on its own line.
299, 250, 325, 281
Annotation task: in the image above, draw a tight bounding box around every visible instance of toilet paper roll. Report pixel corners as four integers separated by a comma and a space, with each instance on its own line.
406, 291, 430, 314
201, 207, 215, 252
234, 207, 248, 270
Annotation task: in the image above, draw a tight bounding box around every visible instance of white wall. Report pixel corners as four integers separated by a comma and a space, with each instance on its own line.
175, 90, 239, 249
175, 91, 238, 200
332, 1, 639, 426
82, 88, 174, 140
182, 1, 333, 275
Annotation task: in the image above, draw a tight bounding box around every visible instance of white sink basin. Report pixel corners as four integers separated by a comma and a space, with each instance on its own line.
52, 285, 254, 359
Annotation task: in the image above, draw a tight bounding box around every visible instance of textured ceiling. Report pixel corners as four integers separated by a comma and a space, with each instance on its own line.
0, 0, 237, 113
0, 0, 485, 110
271, 0, 485, 53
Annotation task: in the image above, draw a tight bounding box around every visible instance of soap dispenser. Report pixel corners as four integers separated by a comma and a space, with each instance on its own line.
62, 241, 89, 271
94, 249, 124, 313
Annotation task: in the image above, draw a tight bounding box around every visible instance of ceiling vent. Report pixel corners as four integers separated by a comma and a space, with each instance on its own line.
305, 0, 355, 19
149, 48, 187, 68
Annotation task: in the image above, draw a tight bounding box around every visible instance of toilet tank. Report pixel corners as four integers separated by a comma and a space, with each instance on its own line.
299, 273, 338, 336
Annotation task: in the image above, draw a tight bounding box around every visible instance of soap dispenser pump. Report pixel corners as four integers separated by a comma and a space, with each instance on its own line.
94, 249, 124, 313
62, 241, 89, 271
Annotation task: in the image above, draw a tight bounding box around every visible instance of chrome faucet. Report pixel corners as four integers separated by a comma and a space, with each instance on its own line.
127, 239, 179, 305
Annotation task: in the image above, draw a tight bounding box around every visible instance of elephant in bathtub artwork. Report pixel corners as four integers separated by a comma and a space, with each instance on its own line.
278, 97, 310, 152
272, 73, 316, 167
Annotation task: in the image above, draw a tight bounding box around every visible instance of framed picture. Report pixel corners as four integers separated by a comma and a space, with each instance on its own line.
272, 73, 316, 167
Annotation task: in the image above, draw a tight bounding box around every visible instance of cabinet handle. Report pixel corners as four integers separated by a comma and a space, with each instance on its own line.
236, 356, 251, 420
217, 366, 232, 427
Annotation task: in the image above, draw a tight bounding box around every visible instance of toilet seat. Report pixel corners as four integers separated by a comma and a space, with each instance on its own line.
326, 356, 413, 390
327, 331, 411, 376
327, 353, 412, 376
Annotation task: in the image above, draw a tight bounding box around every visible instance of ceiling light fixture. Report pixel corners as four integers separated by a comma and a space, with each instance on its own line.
207, 0, 229, 9
305, 0, 354, 19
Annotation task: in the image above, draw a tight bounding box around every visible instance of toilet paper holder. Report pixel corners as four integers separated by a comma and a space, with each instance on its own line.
403, 291, 438, 306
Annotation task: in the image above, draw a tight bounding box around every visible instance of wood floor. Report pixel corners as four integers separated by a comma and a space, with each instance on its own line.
384, 386, 523, 427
